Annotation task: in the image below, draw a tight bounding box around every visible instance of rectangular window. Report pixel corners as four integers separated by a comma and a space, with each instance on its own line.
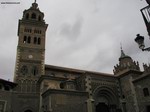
143, 88, 149, 97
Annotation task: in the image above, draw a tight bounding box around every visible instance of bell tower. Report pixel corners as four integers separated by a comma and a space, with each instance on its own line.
14, 2, 48, 92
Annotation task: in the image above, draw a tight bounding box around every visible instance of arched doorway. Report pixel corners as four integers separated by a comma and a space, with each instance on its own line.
24, 110, 32, 112
96, 102, 109, 112
93, 86, 119, 112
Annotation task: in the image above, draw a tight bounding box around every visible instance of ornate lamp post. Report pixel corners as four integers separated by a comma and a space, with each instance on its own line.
135, 34, 150, 51
135, 0, 150, 51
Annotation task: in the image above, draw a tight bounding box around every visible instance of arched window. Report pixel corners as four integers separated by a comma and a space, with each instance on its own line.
60, 82, 64, 89
38, 38, 41, 45
0, 84, 3, 90
21, 65, 28, 75
38, 16, 41, 21
27, 36, 31, 43
25, 13, 29, 19
32, 66, 38, 76
143, 88, 149, 97
34, 37, 37, 44
4, 85, 10, 91
23, 36, 27, 43
31, 13, 36, 19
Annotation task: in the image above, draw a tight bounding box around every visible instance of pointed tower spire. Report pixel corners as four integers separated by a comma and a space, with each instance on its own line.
119, 44, 131, 61
113, 45, 140, 75
120, 44, 126, 59
31, 0, 38, 9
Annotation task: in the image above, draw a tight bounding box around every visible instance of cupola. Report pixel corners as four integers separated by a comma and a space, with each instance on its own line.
22, 2, 44, 22
113, 48, 140, 75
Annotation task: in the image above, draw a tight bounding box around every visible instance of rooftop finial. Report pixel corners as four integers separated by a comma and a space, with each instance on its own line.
32, 0, 38, 9
120, 43, 123, 51
120, 43, 126, 58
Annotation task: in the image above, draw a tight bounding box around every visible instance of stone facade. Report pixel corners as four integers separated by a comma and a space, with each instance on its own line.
0, 79, 17, 112
0, 1, 150, 112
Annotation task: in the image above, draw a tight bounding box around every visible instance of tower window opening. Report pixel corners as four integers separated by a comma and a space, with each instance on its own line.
32, 66, 38, 76
25, 13, 29, 20
38, 16, 41, 21
4, 85, 10, 91
143, 88, 149, 97
24, 28, 32, 33
38, 38, 41, 45
60, 82, 64, 89
31, 13, 36, 19
0, 84, 2, 90
34, 29, 42, 34
23, 36, 27, 43
34, 37, 37, 44
27, 36, 31, 43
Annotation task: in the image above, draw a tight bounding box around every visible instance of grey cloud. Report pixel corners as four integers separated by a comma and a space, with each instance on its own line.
59, 15, 83, 40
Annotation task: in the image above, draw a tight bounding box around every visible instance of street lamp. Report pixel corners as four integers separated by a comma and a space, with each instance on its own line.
135, 34, 150, 51
146, 0, 150, 5
134, 0, 150, 51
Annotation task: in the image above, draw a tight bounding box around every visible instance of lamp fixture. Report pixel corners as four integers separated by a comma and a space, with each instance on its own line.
135, 34, 150, 51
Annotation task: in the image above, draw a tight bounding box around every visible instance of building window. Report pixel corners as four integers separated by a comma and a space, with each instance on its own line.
32, 66, 38, 76
23, 36, 27, 43
34, 37, 37, 44
4, 85, 10, 91
24, 28, 32, 33
31, 13, 36, 19
38, 38, 41, 44
122, 95, 125, 99
25, 13, 29, 19
60, 82, 64, 89
143, 88, 149, 97
38, 16, 41, 21
0, 85, 2, 90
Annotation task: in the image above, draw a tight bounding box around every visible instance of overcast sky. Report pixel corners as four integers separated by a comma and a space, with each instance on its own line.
0, 0, 149, 81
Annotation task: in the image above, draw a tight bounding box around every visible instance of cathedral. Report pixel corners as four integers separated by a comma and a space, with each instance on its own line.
0, 1, 150, 112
